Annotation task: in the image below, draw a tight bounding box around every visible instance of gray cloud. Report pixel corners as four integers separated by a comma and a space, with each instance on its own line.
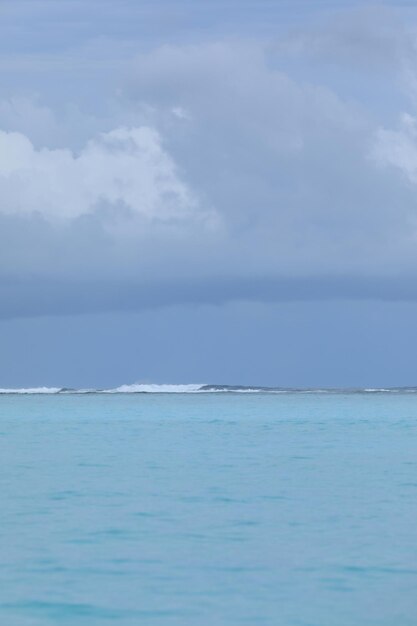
4, 273, 417, 321
2, 8, 417, 317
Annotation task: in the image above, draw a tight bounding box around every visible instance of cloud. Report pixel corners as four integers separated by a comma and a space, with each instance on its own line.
3, 16, 417, 318
0, 126, 204, 222
124, 40, 417, 273
278, 6, 409, 71
372, 113, 417, 184
0, 97, 61, 143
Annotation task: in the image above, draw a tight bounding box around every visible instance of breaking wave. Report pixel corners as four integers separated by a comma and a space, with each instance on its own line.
105, 383, 204, 394
1, 384, 417, 395
0, 387, 63, 394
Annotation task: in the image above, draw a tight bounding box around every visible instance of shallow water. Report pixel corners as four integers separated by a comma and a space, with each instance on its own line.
1, 392, 417, 625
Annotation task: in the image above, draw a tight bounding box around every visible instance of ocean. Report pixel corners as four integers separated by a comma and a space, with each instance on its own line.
1, 388, 417, 625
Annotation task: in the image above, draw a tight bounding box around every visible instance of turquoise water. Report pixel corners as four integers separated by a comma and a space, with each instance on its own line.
1, 392, 417, 625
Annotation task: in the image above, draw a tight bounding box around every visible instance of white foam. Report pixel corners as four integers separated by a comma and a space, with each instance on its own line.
0, 384, 413, 395
202, 387, 264, 393
105, 383, 205, 393
0, 387, 62, 394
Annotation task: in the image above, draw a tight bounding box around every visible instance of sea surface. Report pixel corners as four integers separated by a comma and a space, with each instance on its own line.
1, 389, 417, 625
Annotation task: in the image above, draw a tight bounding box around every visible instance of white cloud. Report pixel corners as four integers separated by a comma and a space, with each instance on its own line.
172, 106, 191, 121
372, 113, 417, 184
0, 125, 204, 223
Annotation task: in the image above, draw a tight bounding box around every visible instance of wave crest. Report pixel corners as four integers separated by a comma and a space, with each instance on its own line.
105, 383, 204, 393
1, 384, 417, 395
0, 387, 63, 394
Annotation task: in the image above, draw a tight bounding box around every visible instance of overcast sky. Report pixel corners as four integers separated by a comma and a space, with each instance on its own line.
2, 0, 417, 388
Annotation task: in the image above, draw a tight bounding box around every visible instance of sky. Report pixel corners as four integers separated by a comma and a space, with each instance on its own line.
2, 0, 417, 388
